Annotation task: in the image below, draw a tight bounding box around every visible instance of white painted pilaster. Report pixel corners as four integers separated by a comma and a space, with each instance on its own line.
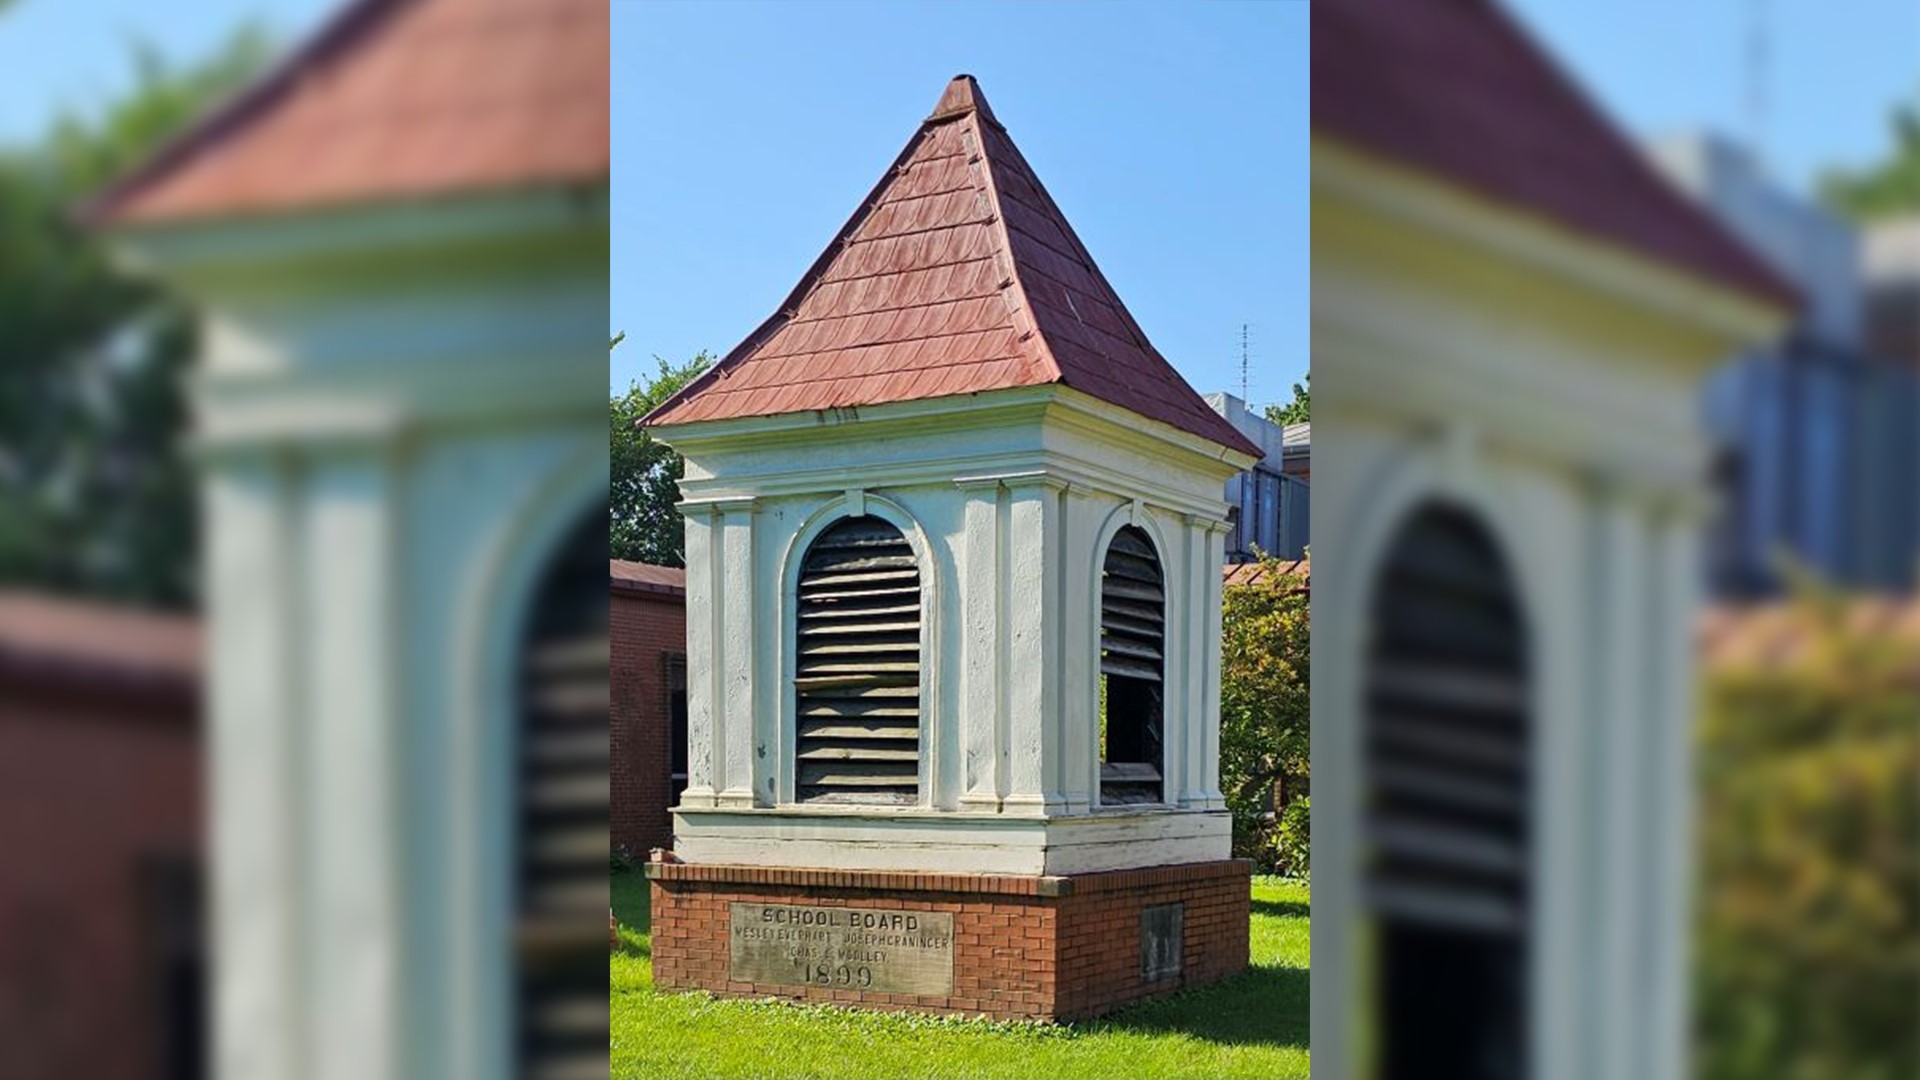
1001, 472, 1068, 815
1197, 519, 1229, 808
304, 452, 401, 1080
717, 497, 758, 808
1526, 482, 1588, 1080
1177, 513, 1210, 807
207, 454, 305, 1080
1644, 505, 1702, 1080
1058, 485, 1098, 814
1591, 483, 1649, 1080
955, 477, 1004, 813
678, 502, 720, 808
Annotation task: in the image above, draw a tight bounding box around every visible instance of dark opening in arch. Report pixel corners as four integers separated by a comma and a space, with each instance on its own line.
1099, 524, 1165, 805
1364, 503, 1530, 1080
514, 503, 609, 1078
794, 515, 923, 805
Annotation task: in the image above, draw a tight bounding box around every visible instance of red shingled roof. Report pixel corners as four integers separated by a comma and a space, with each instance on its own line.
1313, 0, 1797, 310
646, 76, 1262, 459
609, 560, 686, 598
86, 0, 608, 226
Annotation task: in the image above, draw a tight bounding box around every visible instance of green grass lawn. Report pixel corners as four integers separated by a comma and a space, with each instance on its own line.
610, 870, 1309, 1079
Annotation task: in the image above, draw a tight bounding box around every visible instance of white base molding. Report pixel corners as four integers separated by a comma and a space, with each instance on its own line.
670, 805, 1231, 875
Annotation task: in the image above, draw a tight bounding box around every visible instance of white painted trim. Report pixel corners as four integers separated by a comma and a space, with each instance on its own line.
654, 386, 1055, 447
655, 384, 1256, 486
108, 185, 609, 284
1313, 136, 1790, 347
671, 806, 1231, 876
678, 444, 1235, 522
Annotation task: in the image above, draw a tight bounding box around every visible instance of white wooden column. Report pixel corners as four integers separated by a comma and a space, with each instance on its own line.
1590, 484, 1650, 1080
1524, 480, 1589, 1080
207, 452, 305, 1080
1001, 472, 1067, 815
955, 477, 1005, 812
716, 496, 758, 808
1176, 513, 1210, 806
1642, 502, 1702, 1080
1057, 485, 1097, 814
304, 450, 401, 1080
677, 502, 720, 809
1196, 519, 1229, 809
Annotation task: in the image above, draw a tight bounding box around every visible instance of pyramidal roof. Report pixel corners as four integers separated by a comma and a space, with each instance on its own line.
1312, 0, 1795, 310
86, 0, 608, 226
647, 76, 1262, 459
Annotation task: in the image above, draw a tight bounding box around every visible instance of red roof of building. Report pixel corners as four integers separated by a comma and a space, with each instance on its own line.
609, 560, 686, 599
1699, 596, 1920, 675
645, 76, 1262, 459
1222, 557, 1311, 593
0, 593, 202, 701
1313, 0, 1797, 310
85, 0, 608, 226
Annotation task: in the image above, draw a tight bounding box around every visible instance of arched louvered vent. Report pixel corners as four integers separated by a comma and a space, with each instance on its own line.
1364, 505, 1529, 1080
514, 507, 609, 1080
1099, 525, 1165, 805
794, 515, 922, 805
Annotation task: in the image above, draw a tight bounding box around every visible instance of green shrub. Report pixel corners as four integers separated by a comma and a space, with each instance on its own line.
1695, 594, 1919, 1080
1220, 553, 1310, 876
1275, 796, 1310, 880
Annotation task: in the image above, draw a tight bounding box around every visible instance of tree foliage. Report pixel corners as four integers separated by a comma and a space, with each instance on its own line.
1219, 553, 1311, 876
1820, 89, 1920, 222
0, 25, 273, 609
610, 354, 711, 567
1695, 594, 1919, 1080
1263, 374, 1309, 427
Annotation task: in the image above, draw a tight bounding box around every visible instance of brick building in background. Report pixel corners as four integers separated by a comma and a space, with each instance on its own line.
610, 561, 687, 859
0, 595, 202, 1080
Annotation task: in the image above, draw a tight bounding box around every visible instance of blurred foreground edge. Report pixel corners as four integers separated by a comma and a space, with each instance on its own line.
86, 2, 611, 1080
1310, 3, 1795, 1080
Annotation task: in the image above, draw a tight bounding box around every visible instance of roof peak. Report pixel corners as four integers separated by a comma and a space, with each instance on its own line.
646, 78, 1261, 459
928, 74, 997, 126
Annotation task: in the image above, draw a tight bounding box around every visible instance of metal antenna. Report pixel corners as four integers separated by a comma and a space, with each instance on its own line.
1239, 323, 1251, 402
1747, 0, 1771, 168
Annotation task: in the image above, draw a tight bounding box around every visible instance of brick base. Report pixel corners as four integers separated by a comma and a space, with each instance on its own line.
647, 858, 1251, 1021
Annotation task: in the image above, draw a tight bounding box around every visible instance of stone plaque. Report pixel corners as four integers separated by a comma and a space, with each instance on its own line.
729, 903, 954, 996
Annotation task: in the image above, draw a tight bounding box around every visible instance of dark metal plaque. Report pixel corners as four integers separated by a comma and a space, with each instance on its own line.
729, 903, 954, 996
1141, 902, 1184, 981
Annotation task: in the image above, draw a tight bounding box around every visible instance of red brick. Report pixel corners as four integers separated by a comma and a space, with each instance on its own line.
611, 583, 686, 857
647, 859, 1251, 1020
0, 678, 199, 1078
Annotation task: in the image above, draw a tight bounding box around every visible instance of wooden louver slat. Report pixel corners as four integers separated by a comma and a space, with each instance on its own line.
1363, 506, 1529, 939
1100, 525, 1166, 805
1101, 529, 1166, 685
794, 516, 921, 805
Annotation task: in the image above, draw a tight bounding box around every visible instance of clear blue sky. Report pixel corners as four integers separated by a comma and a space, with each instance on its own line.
1506, 0, 1917, 194
0, 0, 336, 143
611, 0, 1313, 406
